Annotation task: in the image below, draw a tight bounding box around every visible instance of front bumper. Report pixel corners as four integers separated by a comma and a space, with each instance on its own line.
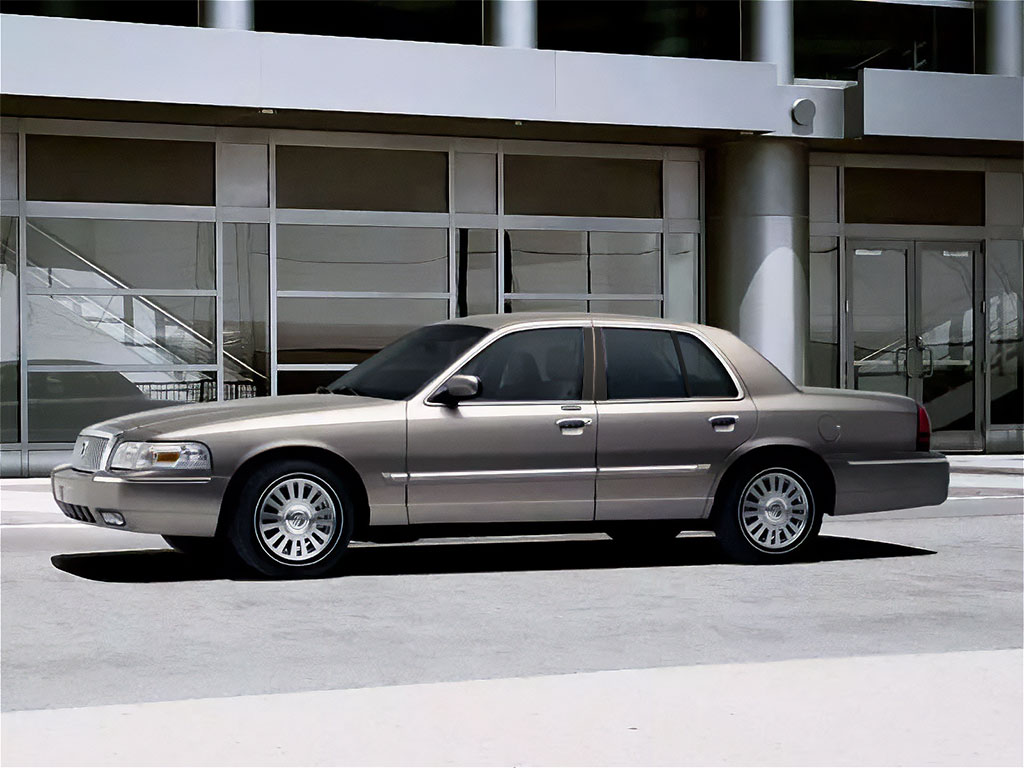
828, 451, 950, 516
51, 465, 227, 537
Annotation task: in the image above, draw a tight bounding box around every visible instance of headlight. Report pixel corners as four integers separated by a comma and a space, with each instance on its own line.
110, 441, 211, 471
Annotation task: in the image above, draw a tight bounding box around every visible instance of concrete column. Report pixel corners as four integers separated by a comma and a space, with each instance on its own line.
200, 0, 254, 31
986, 0, 1023, 76
706, 140, 810, 384
485, 0, 538, 48
749, 0, 794, 84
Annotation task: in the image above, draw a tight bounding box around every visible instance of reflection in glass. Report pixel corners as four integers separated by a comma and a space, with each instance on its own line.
224, 224, 270, 397
851, 247, 908, 396
588, 300, 661, 317
505, 299, 588, 314
589, 232, 660, 294
987, 241, 1023, 425
27, 370, 215, 443
277, 225, 448, 292
278, 370, 349, 397
26, 219, 215, 291
808, 237, 838, 388
665, 234, 698, 322
1, 218, 18, 442
456, 229, 497, 316
506, 231, 588, 294
919, 246, 975, 431
277, 297, 449, 365
26, 295, 216, 366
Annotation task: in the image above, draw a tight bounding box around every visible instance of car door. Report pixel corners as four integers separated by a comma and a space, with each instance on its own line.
406, 323, 598, 524
595, 324, 756, 521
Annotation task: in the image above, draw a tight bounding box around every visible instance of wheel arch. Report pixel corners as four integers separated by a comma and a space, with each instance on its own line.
216, 444, 371, 539
707, 442, 836, 523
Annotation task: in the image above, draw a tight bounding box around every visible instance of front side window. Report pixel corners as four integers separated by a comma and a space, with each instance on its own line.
458, 328, 584, 402
604, 328, 686, 400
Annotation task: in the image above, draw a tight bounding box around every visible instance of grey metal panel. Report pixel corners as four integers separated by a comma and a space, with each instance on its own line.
1, 133, 17, 201
986, 172, 1024, 227
665, 161, 699, 220
454, 153, 497, 214
217, 143, 269, 208
552, 51, 778, 132
856, 69, 1024, 142
809, 166, 838, 224
0, 15, 798, 134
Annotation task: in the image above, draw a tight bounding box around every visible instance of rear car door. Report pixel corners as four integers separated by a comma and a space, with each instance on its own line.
595, 324, 756, 520
406, 323, 598, 523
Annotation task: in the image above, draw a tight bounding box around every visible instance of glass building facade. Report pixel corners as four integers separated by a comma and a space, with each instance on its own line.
0, 0, 1021, 472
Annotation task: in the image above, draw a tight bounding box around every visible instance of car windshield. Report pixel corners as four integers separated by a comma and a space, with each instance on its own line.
327, 324, 490, 400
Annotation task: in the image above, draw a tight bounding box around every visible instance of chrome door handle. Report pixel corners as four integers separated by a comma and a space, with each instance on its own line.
709, 415, 738, 432
556, 418, 592, 430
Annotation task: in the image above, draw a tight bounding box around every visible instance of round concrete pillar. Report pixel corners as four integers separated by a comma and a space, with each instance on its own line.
749, 0, 794, 84
200, 0, 254, 31
485, 0, 538, 48
706, 139, 810, 384
986, 0, 1023, 76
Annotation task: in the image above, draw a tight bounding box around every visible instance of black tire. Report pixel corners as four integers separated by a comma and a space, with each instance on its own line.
714, 464, 822, 564
606, 522, 682, 547
228, 459, 354, 578
162, 535, 221, 559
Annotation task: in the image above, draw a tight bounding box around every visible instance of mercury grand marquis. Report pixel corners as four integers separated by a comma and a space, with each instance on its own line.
51, 313, 949, 577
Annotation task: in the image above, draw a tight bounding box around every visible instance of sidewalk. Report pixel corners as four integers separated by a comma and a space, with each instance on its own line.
3, 650, 1020, 766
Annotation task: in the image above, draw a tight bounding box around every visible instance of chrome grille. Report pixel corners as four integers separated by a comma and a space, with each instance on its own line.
72, 435, 109, 472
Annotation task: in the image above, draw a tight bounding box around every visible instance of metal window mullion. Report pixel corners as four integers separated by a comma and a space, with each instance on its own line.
698, 150, 706, 324
505, 293, 664, 301
275, 209, 449, 227
26, 364, 217, 373
17, 129, 28, 471
661, 151, 669, 319
23, 202, 217, 222
501, 215, 663, 233
448, 145, 457, 319
23, 288, 217, 297
497, 142, 505, 313
276, 291, 451, 300
837, 163, 848, 389
215, 218, 224, 401
276, 363, 357, 372
269, 138, 278, 396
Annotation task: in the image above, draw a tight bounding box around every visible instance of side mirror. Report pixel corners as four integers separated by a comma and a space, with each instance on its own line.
437, 374, 480, 406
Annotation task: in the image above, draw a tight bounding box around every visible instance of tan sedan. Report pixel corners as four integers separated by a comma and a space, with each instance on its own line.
52, 313, 949, 577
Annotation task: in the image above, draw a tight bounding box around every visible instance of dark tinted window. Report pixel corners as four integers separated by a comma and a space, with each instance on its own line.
677, 334, 737, 398
604, 329, 686, 400
459, 328, 584, 401
845, 168, 984, 226
329, 324, 488, 400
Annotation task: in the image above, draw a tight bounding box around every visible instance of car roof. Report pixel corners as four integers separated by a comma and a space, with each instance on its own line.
442, 312, 706, 332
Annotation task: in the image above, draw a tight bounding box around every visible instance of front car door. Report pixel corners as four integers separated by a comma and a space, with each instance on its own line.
594, 322, 756, 521
405, 321, 598, 524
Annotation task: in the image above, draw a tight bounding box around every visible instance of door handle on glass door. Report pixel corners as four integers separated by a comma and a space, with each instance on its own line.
709, 415, 738, 432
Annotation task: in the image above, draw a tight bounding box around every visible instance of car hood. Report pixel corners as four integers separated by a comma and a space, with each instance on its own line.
87, 394, 394, 439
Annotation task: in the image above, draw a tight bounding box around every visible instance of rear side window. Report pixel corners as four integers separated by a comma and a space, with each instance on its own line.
459, 327, 584, 401
604, 329, 687, 400
676, 333, 738, 398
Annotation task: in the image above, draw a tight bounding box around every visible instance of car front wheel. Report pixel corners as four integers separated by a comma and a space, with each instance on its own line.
228, 460, 354, 578
714, 465, 822, 563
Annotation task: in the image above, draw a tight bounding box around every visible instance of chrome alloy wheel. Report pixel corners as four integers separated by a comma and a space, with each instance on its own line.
254, 473, 340, 563
739, 469, 812, 551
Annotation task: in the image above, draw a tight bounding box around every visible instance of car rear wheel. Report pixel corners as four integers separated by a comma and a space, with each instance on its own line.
714, 465, 822, 563
228, 460, 354, 578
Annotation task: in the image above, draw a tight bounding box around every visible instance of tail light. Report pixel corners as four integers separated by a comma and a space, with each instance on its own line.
916, 404, 931, 452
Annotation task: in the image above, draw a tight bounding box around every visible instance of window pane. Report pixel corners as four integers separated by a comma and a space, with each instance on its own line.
1, 217, 18, 442
28, 370, 215, 443
26, 219, 215, 291
277, 297, 448, 365
808, 236, 838, 388
506, 230, 587, 294
588, 299, 661, 317
604, 328, 685, 400
665, 233, 698, 322
26, 295, 215, 366
677, 333, 738, 397
589, 232, 661, 294
224, 224, 270, 397
459, 328, 583, 401
456, 229, 496, 316
277, 225, 447, 292
505, 155, 661, 218
987, 240, 1023, 426
26, 135, 214, 205
845, 168, 984, 226
276, 146, 447, 212
277, 370, 348, 397
505, 299, 588, 314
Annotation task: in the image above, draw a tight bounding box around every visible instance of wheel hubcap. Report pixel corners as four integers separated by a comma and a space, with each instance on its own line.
255, 474, 339, 563
740, 470, 811, 551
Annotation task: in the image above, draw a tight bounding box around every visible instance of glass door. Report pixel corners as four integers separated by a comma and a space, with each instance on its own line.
847, 240, 983, 451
